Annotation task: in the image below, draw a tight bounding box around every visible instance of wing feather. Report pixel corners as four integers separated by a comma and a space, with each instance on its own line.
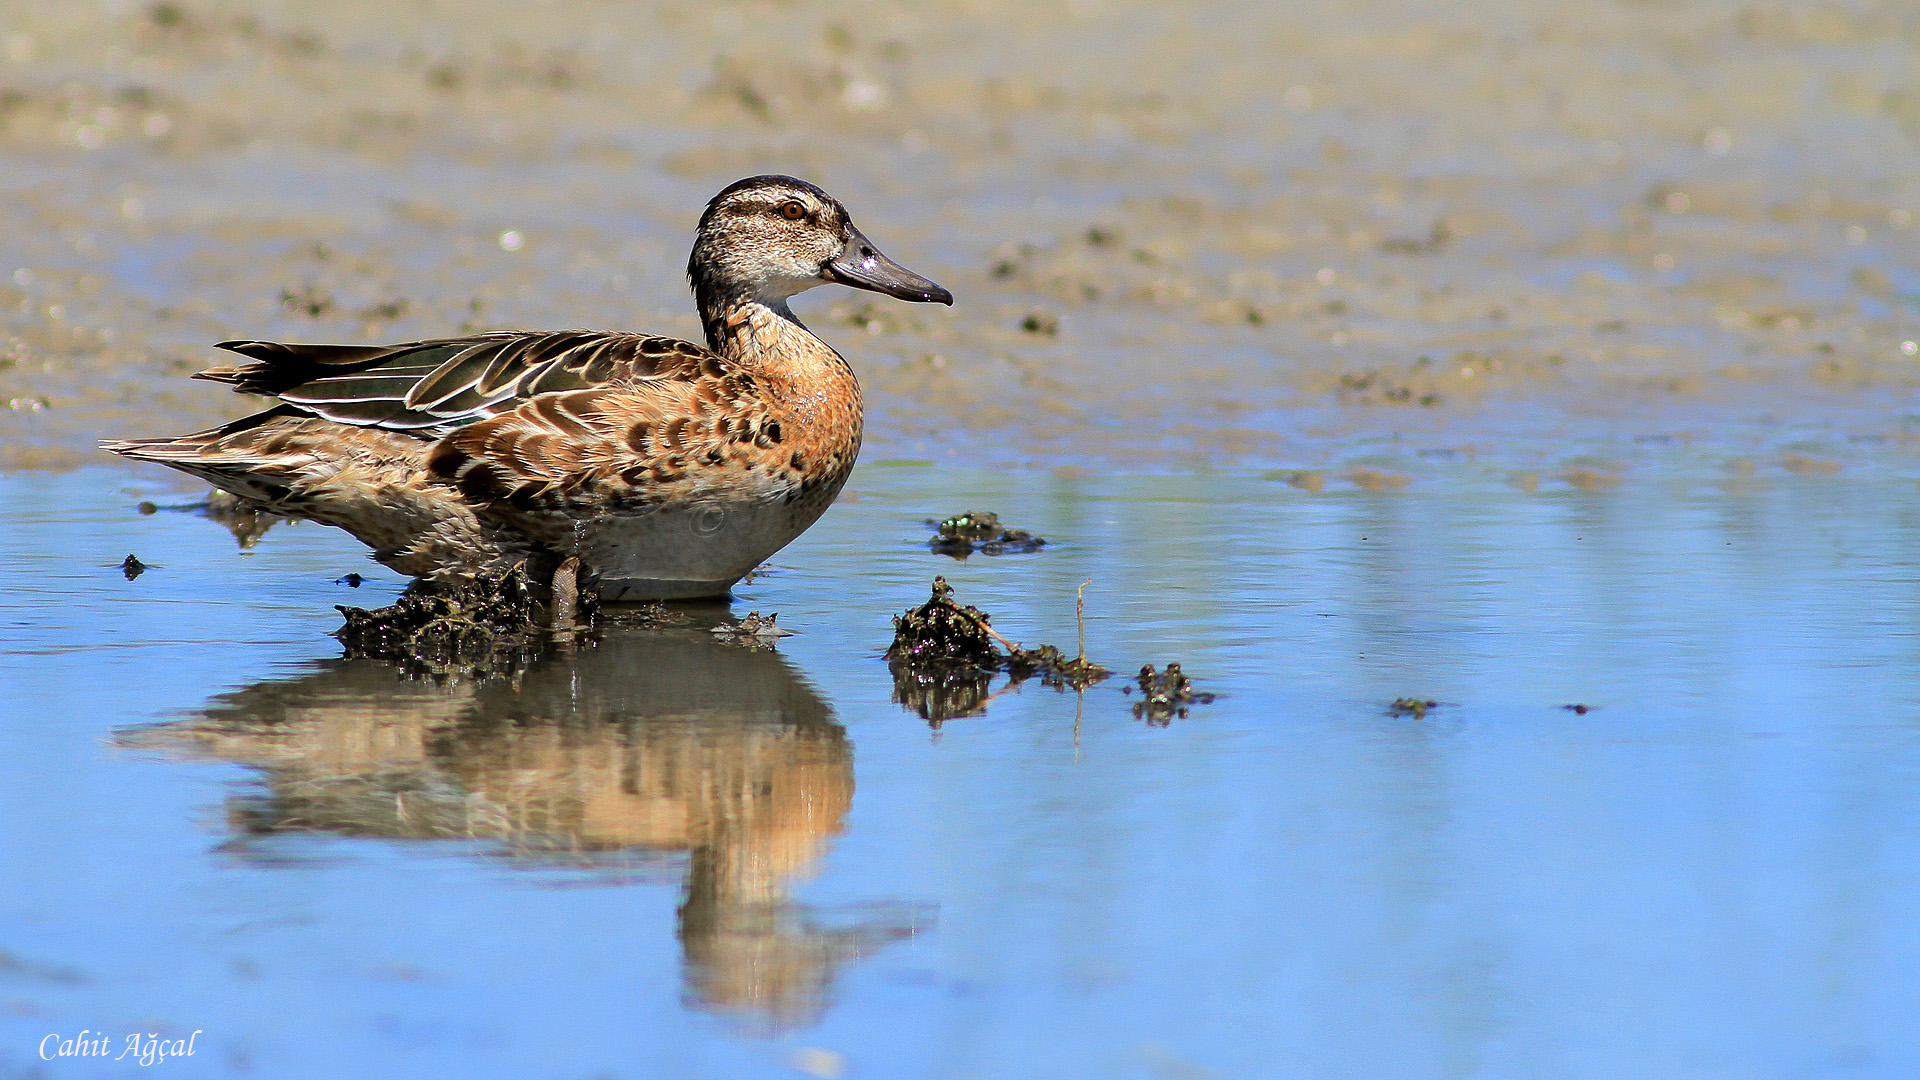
407, 338, 521, 409
200, 331, 715, 437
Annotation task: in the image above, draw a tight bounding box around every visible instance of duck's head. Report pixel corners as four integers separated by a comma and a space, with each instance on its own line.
689, 175, 953, 311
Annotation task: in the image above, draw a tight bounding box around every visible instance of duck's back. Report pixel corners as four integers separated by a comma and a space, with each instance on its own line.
199, 331, 721, 434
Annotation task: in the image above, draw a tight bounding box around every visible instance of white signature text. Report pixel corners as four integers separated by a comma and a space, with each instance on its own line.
39, 1030, 202, 1066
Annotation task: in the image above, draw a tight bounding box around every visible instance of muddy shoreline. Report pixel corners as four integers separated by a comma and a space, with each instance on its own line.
0, 0, 1913, 477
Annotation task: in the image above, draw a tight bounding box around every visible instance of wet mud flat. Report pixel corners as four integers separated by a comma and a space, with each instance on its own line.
7, 463, 1920, 1077
0, 0, 1913, 479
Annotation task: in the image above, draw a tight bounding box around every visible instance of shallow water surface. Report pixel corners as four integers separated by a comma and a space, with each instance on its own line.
3, 464, 1920, 1078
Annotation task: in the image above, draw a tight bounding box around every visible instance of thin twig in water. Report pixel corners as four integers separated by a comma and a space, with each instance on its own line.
1076, 579, 1091, 665
983, 622, 1021, 653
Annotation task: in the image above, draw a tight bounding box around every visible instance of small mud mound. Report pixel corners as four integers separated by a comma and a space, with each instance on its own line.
335, 566, 594, 676
1387, 697, 1441, 719
1124, 663, 1217, 725
886, 578, 1002, 724
926, 511, 1046, 558
886, 576, 1109, 725
887, 577, 1001, 667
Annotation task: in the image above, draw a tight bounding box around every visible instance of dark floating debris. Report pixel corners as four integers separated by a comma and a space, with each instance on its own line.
886, 576, 1110, 725
120, 553, 147, 580
1562, 703, 1593, 715
1388, 698, 1441, 719
136, 501, 158, 516
1123, 663, 1216, 725
925, 511, 1046, 559
1005, 644, 1104, 684
335, 573, 364, 587
335, 565, 594, 676
710, 612, 793, 650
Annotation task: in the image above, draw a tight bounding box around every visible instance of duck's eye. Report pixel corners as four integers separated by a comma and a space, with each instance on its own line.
777, 200, 807, 221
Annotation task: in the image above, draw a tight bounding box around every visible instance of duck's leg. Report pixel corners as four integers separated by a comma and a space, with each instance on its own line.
551, 556, 581, 633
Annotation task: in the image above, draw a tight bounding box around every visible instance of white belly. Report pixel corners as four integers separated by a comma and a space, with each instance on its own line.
579, 498, 819, 601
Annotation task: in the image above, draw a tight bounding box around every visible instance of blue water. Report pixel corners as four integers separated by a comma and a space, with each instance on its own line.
3, 464, 1920, 1079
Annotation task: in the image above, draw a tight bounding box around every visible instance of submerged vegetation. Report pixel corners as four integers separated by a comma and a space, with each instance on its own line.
334, 565, 590, 676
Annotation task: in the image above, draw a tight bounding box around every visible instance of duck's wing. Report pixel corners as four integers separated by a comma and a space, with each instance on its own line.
423, 369, 788, 517
199, 331, 720, 436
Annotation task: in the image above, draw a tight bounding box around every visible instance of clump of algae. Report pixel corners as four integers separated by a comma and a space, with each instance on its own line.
886, 576, 1109, 725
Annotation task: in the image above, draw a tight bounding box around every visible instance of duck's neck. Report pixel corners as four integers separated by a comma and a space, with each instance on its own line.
696, 283, 843, 373
694, 285, 863, 451
694, 282, 864, 479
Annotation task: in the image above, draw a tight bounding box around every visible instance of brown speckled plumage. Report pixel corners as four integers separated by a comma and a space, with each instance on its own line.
102, 176, 951, 597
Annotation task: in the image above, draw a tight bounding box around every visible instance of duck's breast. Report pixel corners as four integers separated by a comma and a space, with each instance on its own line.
584, 479, 846, 601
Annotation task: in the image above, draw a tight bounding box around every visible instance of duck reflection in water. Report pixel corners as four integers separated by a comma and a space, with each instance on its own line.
120, 630, 924, 1032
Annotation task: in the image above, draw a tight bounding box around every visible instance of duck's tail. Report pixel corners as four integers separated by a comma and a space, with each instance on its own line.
102, 406, 311, 504
102, 410, 519, 579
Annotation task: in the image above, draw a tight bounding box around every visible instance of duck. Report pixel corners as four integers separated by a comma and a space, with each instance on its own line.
102, 175, 952, 601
